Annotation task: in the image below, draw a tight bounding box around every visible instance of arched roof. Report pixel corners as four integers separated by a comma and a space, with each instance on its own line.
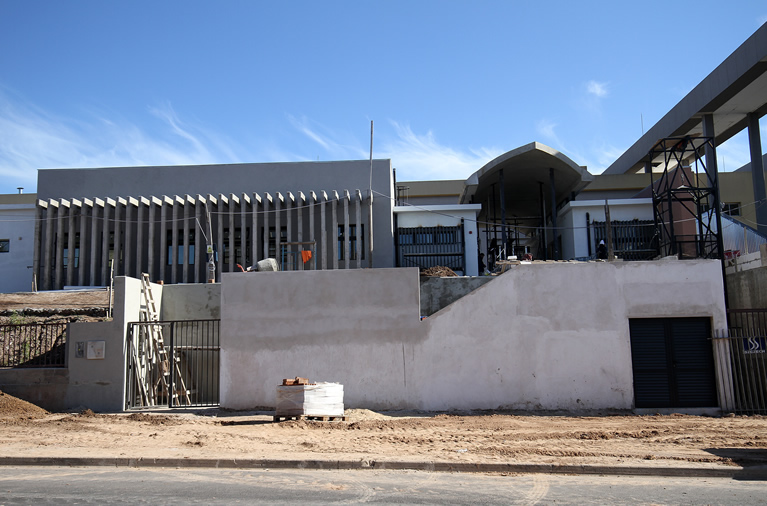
461, 142, 593, 220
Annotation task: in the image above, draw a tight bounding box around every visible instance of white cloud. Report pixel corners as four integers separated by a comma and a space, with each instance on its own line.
0, 93, 503, 193
586, 80, 609, 98
536, 119, 561, 145
377, 121, 502, 181
0, 92, 246, 192
286, 114, 367, 160
286, 116, 502, 180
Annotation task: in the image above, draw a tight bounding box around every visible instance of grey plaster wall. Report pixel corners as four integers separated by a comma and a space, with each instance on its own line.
220, 268, 423, 410
160, 283, 221, 320
419, 276, 494, 316
726, 266, 767, 309
219, 259, 726, 411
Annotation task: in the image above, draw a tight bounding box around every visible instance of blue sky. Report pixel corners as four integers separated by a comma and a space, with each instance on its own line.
1, 2, 766, 194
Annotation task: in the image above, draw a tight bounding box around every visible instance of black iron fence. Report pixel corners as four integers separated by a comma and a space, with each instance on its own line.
714, 309, 767, 414
126, 319, 220, 409
592, 219, 657, 261
0, 322, 68, 368
397, 224, 466, 273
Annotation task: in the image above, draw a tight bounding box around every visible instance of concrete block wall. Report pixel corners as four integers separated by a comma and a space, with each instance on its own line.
0, 276, 159, 412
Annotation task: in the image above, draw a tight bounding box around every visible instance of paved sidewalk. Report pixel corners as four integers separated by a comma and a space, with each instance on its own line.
2, 455, 766, 479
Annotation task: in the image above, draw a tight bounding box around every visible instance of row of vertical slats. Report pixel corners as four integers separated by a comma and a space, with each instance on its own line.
35, 191, 368, 289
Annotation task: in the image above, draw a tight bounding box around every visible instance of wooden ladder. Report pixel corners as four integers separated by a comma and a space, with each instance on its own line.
139, 273, 191, 406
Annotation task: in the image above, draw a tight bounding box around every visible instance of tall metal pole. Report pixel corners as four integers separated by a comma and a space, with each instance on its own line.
368, 121, 374, 269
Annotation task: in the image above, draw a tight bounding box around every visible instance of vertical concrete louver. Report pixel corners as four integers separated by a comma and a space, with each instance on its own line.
34, 189, 370, 290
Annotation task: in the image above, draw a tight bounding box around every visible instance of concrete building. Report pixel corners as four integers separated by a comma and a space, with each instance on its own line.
0, 193, 36, 293
32, 159, 395, 290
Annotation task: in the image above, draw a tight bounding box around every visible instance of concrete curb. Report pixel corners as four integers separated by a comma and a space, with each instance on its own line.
1, 457, 766, 479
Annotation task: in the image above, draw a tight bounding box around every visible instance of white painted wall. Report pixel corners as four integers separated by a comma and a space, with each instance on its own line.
559, 199, 653, 260
220, 259, 726, 411
394, 204, 482, 276
0, 202, 36, 293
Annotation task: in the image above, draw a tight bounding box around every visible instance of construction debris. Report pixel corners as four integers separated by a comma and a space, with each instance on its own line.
275, 381, 344, 420
282, 376, 312, 386
421, 266, 458, 277
254, 258, 279, 272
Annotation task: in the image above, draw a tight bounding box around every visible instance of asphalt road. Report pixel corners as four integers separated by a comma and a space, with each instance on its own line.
0, 467, 766, 505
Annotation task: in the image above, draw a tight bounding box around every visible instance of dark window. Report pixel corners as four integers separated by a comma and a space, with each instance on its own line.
723, 202, 741, 217
167, 230, 195, 265
0, 239, 9, 253
338, 224, 364, 261
262, 226, 287, 259
62, 233, 80, 268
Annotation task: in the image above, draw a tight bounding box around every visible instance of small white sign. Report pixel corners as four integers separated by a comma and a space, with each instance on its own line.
206, 245, 214, 255
86, 340, 106, 360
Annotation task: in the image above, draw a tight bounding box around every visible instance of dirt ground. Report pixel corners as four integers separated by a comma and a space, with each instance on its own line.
0, 289, 110, 324
2, 290, 765, 470
1, 391, 765, 469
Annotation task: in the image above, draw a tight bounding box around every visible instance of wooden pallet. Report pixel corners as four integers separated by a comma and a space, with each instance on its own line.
273, 415, 346, 422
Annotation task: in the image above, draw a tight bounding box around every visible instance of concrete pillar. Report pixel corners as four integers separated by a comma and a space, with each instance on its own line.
160, 197, 170, 283
125, 198, 137, 279
262, 193, 271, 260
702, 114, 725, 260
320, 191, 328, 270
228, 194, 237, 272
550, 168, 559, 260
331, 191, 339, 270
66, 200, 77, 287
275, 193, 282, 264
33, 201, 43, 290
252, 193, 261, 265
182, 195, 191, 283
309, 192, 316, 268
241, 193, 250, 267
171, 197, 179, 283
195, 196, 203, 283
136, 198, 147, 278
297, 192, 305, 263
355, 190, 363, 268
286, 192, 293, 258
114, 198, 125, 277
217, 194, 225, 279
748, 113, 767, 237
343, 191, 350, 269
78, 199, 89, 285
148, 197, 158, 282
89, 199, 101, 286
55, 199, 67, 290
43, 200, 56, 290
101, 199, 113, 285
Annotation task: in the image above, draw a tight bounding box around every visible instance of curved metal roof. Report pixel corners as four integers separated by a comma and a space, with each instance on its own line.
461, 142, 593, 220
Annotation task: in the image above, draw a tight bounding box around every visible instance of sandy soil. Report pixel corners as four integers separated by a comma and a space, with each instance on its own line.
0, 289, 109, 311
1, 392, 765, 469
1, 291, 764, 470
0, 289, 110, 324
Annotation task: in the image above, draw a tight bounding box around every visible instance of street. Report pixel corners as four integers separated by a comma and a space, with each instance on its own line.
0, 466, 766, 505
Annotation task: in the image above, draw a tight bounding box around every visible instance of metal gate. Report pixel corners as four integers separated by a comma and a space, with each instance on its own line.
712, 309, 767, 414
629, 317, 718, 408
125, 319, 220, 409
397, 224, 466, 273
